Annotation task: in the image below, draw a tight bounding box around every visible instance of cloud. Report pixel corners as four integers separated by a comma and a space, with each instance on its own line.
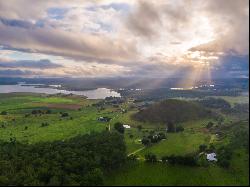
0, 0, 248, 78
0, 21, 138, 64
125, 0, 195, 40
126, 1, 162, 38
189, 0, 249, 56
0, 59, 62, 69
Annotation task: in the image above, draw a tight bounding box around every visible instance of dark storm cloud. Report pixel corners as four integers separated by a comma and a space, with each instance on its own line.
0, 59, 63, 69
0, 69, 34, 76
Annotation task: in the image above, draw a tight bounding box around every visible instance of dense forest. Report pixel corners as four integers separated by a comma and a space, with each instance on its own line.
0, 132, 126, 186
133, 99, 210, 124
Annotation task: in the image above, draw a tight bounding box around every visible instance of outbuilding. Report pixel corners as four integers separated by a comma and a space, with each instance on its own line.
206, 153, 217, 161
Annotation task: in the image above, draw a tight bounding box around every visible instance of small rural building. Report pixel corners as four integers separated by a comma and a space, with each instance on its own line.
206, 153, 217, 161
123, 124, 131, 129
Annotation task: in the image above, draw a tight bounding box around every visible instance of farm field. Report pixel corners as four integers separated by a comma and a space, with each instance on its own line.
0, 93, 105, 143
138, 132, 210, 158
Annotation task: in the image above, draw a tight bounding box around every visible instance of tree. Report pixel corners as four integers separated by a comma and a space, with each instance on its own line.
61, 113, 69, 117
207, 144, 215, 152
145, 153, 157, 162
163, 155, 197, 166
199, 144, 207, 152
176, 126, 184, 132
141, 137, 150, 146
137, 125, 142, 131
158, 132, 166, 140
114, 122, 125, 134
41, 123, 49, 127
206, 121, 214, 128
127, 154, 138, 161
167, 121, 175, 132
0, 111, 7, 115
45, 110, 52, 114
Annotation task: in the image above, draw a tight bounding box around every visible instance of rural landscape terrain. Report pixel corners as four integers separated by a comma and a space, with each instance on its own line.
0, 78, 249, 185
0, 0, 249, 186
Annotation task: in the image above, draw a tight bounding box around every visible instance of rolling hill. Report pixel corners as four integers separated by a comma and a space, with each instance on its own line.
133, 99, 210, 124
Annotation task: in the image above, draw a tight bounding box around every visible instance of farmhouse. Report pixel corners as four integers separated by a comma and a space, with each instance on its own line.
123, 124, 131, 129
206, 153, 217, 161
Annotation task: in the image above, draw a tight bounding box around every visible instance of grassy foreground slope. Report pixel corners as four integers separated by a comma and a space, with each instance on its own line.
105, 157, 248, 186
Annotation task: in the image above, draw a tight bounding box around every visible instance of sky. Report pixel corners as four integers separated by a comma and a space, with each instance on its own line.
0, 0, 249, 80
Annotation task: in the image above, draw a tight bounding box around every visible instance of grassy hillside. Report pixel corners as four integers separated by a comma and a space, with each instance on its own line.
133, 99, 210, 124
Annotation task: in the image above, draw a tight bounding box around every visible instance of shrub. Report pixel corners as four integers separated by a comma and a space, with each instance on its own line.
163, 155, 197, 166
137, 125, 142, 131
45, 110, 52, 114
206, 121, 214, 128
218, 159, 230, 168
141, 137, 151, 146
61, 113, 69, 117
199, 144, 207, 152
41, 123, 49, 127
176, 126, 184, 132
158, 132, 166, 140
145, 153, 157, 162
0, 111, 7, 115
127, 154, 138, 161
114, 122, 125, 134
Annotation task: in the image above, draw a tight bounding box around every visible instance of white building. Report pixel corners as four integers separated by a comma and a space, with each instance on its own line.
206, 153, 217, 161
123, 124, 131, 129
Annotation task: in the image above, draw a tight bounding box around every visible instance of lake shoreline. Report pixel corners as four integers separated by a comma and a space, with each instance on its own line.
0, 84, 121, 99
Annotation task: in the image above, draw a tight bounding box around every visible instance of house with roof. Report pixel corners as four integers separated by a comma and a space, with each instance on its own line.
123, 124, 131, 129
206, 153, 217, 161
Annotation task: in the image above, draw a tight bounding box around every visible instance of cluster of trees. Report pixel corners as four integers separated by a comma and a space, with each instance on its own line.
167, 122, 184, 133
145, 153, 157, 162
199, 97, 231, 110
119, 86, 243, 101
60, 112, 69, 117
143, 153, 197, 166
41, 122, 49, 127
31, 109, 52, 115
141, 132, 166, 146
114, 122, 125, 134
217, 122, 249, 168
206, 121, 214, 129
230, 103, 249, 114
0, 111, 7, 115
198, 144, 215, 153
161, 155, 197, 166
217, 146, 232, 168
0, 132, 126, 186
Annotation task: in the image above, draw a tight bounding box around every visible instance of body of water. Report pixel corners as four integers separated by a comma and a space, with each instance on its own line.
0, 84, 121, 99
